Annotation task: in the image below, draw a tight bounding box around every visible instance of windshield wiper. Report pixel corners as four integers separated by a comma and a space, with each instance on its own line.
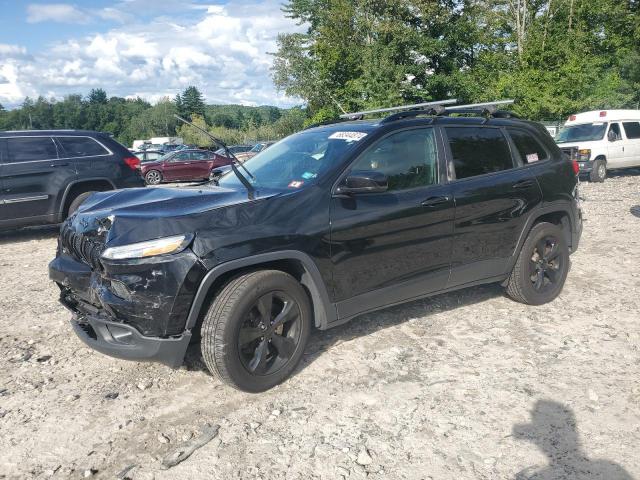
173, 115, 255, 196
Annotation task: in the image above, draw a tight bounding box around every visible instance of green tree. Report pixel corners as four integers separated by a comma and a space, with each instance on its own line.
87, 88, 108, 105
179, 86, 206, 119
274, 0, 639, 122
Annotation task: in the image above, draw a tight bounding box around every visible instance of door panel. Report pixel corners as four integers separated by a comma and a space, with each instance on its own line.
329, 127, 454, 318
448, 169, 542, 285
187, 151, 211, 180
162, 152, 191, 181
443, 126, 543, 286
606, 123, 625, 167
1, 136, 75, 221
622, 121, 640, 167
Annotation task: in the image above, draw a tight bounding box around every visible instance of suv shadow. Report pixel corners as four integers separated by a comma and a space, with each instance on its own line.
184, 283, 504, 376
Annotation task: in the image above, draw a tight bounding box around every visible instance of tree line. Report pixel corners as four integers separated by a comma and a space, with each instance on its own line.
0, 86, 306, 147
273, 0, 640, 124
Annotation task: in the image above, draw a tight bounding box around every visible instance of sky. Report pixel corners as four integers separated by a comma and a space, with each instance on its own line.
0, 0, 305, 108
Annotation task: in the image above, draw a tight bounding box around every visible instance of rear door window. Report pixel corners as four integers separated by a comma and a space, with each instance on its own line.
6, 137, 58, 162
191, 151, 209, 160
445, 127, 514, 180
57, 136, 109, 157
507, 128, 548, 164
622, 122, 640, 139
172, 152, 190, 162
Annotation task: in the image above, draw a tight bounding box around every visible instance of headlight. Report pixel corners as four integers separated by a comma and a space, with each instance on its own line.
101, 234, 193, 260
577, 149, 591, 161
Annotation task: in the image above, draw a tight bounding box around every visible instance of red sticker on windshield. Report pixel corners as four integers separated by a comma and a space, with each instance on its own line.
288, 181, 304, 188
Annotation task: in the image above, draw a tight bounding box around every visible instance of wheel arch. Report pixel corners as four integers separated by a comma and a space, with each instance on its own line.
185, 251, 337, 334
60, 178, 116, 219
505, 206, 575, 284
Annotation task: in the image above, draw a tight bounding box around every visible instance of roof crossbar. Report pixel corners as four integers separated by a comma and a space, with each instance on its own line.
379, 99, 517, 124
338, 99, 458, 119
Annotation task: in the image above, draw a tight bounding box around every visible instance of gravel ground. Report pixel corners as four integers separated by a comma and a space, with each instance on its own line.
1, 171, 639, 480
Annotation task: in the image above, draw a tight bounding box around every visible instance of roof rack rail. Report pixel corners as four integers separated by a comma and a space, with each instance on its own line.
338, 99, 458, 120
447, 100, 514, 112
380, 99, 517, 124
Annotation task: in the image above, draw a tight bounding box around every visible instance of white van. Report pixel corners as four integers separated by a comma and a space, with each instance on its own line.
555, 110, 640, 182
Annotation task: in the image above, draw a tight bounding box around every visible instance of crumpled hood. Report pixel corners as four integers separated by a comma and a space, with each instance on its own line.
69, 185, 276, 246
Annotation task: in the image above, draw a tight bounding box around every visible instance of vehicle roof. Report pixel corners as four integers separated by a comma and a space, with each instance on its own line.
565, 110, 640, 124
0, 129, 108, 136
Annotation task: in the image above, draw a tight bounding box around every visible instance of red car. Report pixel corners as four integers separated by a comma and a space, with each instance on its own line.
140, 149, 232, 185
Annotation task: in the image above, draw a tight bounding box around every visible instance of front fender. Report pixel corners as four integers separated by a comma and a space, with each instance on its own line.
185, 250, 337, 331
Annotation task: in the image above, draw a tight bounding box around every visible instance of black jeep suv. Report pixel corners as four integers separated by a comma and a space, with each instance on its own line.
0, 130, 144, 230
49, 105, 582, 392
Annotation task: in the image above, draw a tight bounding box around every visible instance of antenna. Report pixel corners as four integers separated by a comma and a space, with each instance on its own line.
339, 99, 458, 119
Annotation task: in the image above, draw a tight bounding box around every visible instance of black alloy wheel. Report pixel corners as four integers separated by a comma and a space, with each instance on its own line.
201, 270, 312, 392
237, 291, 302, 376
506, 222, 570, 305
529, 236, 564, 293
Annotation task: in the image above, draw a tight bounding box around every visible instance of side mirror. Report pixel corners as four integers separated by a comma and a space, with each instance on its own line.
335, 170, 388, 195
608, 130, 618, 142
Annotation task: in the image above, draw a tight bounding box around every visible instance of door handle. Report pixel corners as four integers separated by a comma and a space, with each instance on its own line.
50, 162, 70, 167
512, 179, 534, 190
421, 195, 451, 207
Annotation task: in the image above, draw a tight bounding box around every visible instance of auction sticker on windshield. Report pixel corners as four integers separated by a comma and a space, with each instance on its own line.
329, 131, 368, 142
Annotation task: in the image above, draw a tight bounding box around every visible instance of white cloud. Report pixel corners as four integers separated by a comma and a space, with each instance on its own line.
2, 0, 305, 108
26, 3, 89, 24
0, 44, 28, 56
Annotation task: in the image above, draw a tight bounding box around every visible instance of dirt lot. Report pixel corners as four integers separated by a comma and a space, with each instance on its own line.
1, 172, 639, 480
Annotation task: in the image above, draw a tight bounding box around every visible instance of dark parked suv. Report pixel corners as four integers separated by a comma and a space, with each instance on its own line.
0, 130, 144, 230
49, 103, 582, 392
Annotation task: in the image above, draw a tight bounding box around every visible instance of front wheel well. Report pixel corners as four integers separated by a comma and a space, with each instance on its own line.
63, 180, 114, 216
190, 259, 327, 340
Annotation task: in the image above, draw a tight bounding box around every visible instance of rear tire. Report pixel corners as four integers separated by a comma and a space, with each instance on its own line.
201, 270, 312, 392
506, 222, 569, 305
145, 170, 162, 185
589, 159, 606, 182
67, 191, 94, 218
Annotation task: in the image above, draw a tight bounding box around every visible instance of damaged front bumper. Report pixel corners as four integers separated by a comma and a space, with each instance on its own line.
49, 249, 206, 368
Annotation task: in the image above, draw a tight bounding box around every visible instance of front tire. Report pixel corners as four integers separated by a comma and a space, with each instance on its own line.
589, 159, 606, 182
67, 191, 95, 218
201, 270, 312, 392
506, 222, 570, 305
145, 170, 162, 185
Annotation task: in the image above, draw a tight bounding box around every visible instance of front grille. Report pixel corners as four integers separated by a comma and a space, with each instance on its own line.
60, 224, 105, 271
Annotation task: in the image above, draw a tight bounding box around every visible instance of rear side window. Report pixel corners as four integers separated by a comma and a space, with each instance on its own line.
622, 122, 640, 139
6, 137, 57, 162
192, 151, 210, 160
507, 128, 548, 164
172, 152, 190, 161
57, 137, 109, 157
445, 127, 513, 179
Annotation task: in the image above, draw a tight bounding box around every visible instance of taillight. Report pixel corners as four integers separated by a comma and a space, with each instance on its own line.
599, 111, 607, 117
123, 156, 140, 170
572, 159, 580, 175
569, 115, 576, 121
